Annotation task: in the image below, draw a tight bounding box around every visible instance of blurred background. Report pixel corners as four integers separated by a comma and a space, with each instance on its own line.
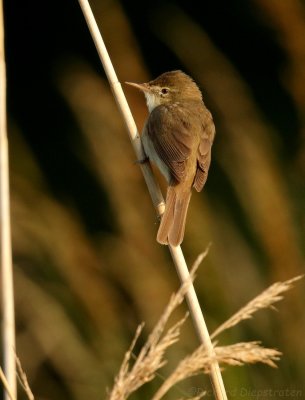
2, 0, 305, 398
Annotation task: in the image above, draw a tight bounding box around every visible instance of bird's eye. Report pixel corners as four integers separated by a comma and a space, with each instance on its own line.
161, 88, 169, 95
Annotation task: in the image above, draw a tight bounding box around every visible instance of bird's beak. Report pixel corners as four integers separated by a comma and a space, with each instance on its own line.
125, 81, 150, 92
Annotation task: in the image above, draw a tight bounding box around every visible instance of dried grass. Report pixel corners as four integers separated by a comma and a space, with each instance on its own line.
1, 259, 301, 400
152, 341, 281, 400
107, 254, 203, 400
108, 272, 301, 400
0, 367, 16, 400
211, 275, 303, 339
1, 353, 35, 400
15, 354, 35, 400
213, 342, 281, 369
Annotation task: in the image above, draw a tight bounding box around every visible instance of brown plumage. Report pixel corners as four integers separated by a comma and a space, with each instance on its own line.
126, 71, 215, 246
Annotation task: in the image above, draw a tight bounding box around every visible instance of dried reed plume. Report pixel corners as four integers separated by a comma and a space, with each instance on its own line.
211, 275, 303, 339
152, 342, 281, 400
107, 254, 201, 400
16, 354, 35, 400
0, 355, 35, 400
108, 273, 302, 400
0, 367, 15, 400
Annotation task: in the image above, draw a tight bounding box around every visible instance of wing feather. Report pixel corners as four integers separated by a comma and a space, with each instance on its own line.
193, 109, 215, 192
146, 103, 215, 190
146, 105, 195, 182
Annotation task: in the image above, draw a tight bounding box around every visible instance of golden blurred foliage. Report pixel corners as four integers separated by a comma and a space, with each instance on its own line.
3, 0, 305, 398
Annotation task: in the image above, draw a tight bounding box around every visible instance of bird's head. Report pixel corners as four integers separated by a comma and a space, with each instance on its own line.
126, 70, 202, 112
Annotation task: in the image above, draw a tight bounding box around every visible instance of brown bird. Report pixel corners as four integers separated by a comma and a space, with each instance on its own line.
126, 70, 215, 247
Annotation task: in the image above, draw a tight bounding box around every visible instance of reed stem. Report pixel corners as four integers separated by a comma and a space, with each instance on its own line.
0, 1, 17, 399
77, 1, 227, 398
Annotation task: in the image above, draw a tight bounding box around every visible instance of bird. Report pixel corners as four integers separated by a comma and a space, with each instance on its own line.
126, 70, 215, 247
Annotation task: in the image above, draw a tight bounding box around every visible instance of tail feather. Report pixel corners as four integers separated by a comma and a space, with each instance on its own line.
168, 190, 191, 246
157, 186, 191, 247
157, 187, 176, 245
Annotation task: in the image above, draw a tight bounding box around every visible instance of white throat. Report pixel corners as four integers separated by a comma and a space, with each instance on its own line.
144, 92, 161, 113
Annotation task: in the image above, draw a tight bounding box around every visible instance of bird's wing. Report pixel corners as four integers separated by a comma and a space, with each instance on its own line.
146, 104, 196, 183
193, 109, 215, 192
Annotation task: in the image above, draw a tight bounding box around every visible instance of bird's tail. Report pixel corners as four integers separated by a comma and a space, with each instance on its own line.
157, 186, 192, 247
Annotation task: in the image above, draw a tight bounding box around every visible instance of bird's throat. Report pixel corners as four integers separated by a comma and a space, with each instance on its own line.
144, 92, 161, 113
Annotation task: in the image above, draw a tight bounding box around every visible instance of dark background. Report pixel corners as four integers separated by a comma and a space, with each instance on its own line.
2, 0, 305, 399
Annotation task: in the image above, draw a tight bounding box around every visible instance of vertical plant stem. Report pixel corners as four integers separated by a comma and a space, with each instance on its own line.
169, 246, 227, 399
0, 368, 16, 400
77, 1, 227, 399
0, 1, 17, 400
